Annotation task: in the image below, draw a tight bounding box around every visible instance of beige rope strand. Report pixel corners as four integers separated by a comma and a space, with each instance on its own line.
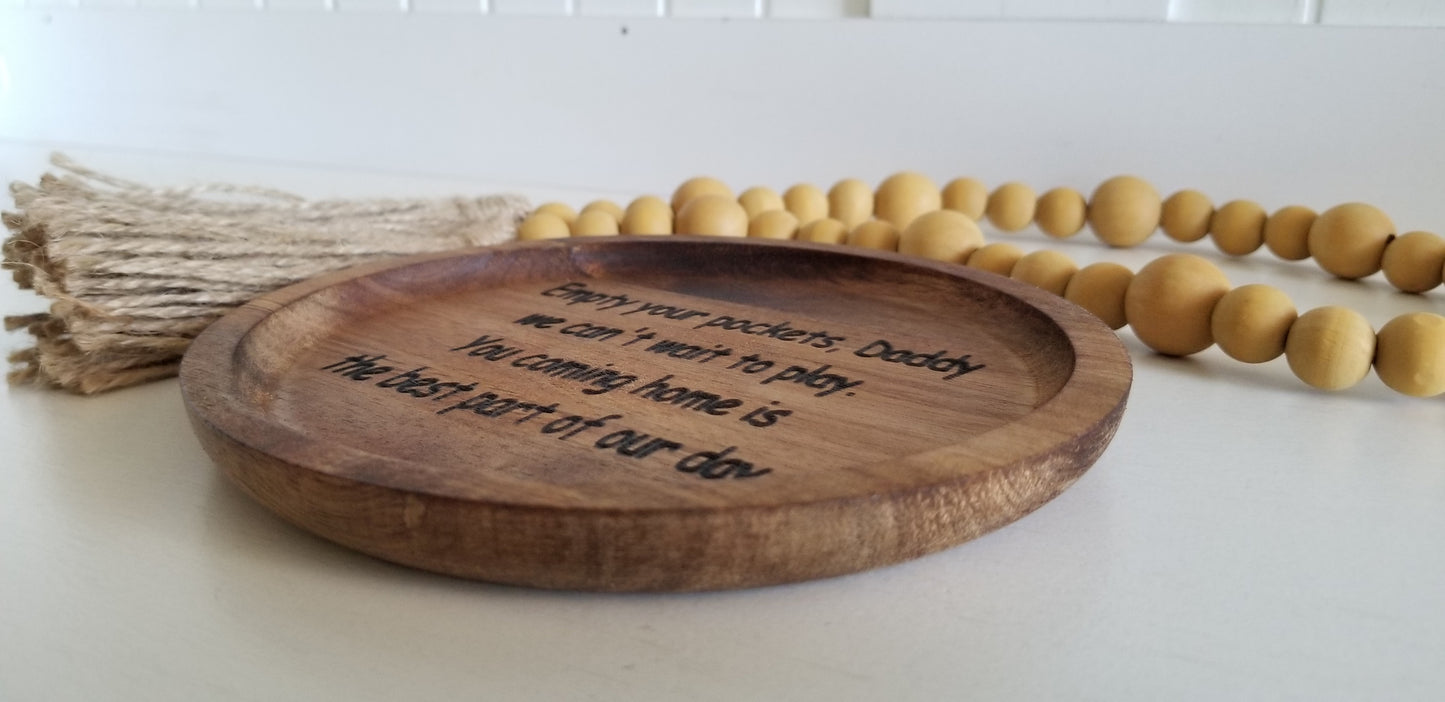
2, 154, 531, 394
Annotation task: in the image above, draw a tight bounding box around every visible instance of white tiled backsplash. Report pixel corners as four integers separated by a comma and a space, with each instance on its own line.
7, 0, 1444, 25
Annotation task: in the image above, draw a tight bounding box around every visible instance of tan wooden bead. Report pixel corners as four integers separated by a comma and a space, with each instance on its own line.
965, 243, 1024, 277
1308, 203, 1395, 279
875, 172, 942, 228
898, 210, 984, 264
941, 177, 988, 220
1088, 175, 1162, 247
748, 210, 799, 240
1064, 262, 1133, 330
847, 220, 899, 251
1123, 253, 1230, 356
517, 211, 571, 241
1010, 250, 1078, 296
783, 183, 829, 226
1160, 189, 1213, 243
620, 195, 673, 235
1035, 187, 1086, 238
828, 179, 874, 229
797, 218, 849, 245
671, 177, 733, 212
1263, 205, 1316, 261
1381, 231, 1445, 293
1210, 284, 1296, 363
534, 202, 578, 226
1285, 306, 1376, 391
571, 209, 620, 237
985, 182, 1036, 233
1209, 199, 1267, 256
676, 195, 748, 237
738, 187, 785, 219
580, 199, 624, 223
1374, 312, 1445, 397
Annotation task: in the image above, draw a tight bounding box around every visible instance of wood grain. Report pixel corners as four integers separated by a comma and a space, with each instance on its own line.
180, 237, 1132, 591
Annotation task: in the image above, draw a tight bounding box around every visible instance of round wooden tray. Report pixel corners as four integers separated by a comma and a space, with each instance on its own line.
180, 237, 1131, 591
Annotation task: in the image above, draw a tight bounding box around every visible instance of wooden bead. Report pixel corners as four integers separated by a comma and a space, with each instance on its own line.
748, 210, 799, 240
620, 195, 673, 235
1088, 175, 1161, 247
1210, 284, 1296, 363
1309, 203, 1395, 280
517, 211, 571, 241
738, 187, 784, 219
1160, 190, 1212, 243
898, 209, 984, 264
671, 177, 733, 212
1124, 254, 1230, 356
847, 220, 899, 251
1010, 250, 1077, 296
571, 209, 620, 237
827, 179, 874, 229
965, 243, 1024, 277
676, 195, 747, 237
797, 218, 849, 245
1064, 262, 1133, 330
580, 199, 624, 223
1209, 199, 1267, 256
985, 182, 1036, 233
533, 202, 578, 226
783, 183, 829, 226
1035, 187, 1086, 238
1381, 231, 1445, 293
875, 172, 942, 228
1263, 205, 1316, 261
1285, 306, 1376, 391
941, 177, 988, 220
1374, 312, 1445, 397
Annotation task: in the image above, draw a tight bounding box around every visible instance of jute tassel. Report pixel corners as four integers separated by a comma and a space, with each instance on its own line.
3, 154, 531, 394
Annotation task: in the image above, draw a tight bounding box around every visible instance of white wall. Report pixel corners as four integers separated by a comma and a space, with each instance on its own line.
4, 0, 1445, 24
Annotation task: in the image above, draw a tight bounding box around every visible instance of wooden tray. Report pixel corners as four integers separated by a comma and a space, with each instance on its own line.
180, 237, 1131, 591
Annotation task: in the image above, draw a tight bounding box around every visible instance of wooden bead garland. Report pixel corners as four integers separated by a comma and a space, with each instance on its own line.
798, 217, 849, 245
828, 178, 874, 229
898, 209, 983, 263
942, 177, 988, 221
1010, 249, 1077, 297
1160, 189, 1212, 243
620, 195, 672, 236
1381, 231, 1445, 293
580, 199, 624, 223
876, 172, 942, 228
571, 208, 620, 237
518, 171, 1445, 398
1286, 306, 1376, 390
783, 183, 829, 226
1124, 254, 1231, 357
1088, 175, 1162, 248
985, 182, 1036, 233
1263, 205, 1316, 261
738, 186, 784, 219
1035, 187, 1087, 239
1209, 200, 1267, 256
748, 209, 799, 240
1211, 284, 1296, 363
847, 219, 899, 251
675, 195, 747, 237
966, 242, 1026, 277
1309, 203, 1394, 280
1064, 263, 1132, 330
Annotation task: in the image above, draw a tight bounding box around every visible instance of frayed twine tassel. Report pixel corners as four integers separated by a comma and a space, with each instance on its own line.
3, 154, 531, 394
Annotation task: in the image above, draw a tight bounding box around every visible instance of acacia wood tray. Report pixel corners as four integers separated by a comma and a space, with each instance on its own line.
180, 237, 1131, 591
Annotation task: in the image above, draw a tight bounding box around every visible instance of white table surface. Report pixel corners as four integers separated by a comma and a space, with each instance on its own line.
2, 13, 1444, 701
